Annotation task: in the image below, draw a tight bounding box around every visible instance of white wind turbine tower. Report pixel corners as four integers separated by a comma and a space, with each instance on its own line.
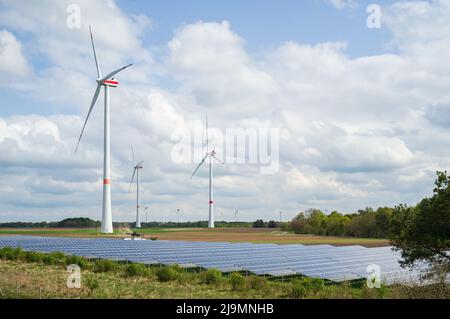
191, 115, 224, 228
75, 25, 132, 234
129, 145, 144, 228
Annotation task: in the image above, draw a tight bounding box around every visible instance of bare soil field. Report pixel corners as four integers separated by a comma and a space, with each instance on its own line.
148, 228, 389, 247
0, 227, 389, 247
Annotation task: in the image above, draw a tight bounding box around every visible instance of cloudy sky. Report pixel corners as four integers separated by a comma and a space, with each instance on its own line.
1, 0, 450, 222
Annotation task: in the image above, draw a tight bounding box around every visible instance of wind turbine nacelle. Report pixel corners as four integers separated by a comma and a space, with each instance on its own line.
102, 79, 119, 87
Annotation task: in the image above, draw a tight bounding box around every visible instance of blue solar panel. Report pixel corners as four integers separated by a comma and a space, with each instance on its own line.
0, 235, 424, 284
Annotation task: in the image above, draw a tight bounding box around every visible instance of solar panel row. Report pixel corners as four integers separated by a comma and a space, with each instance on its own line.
0, 235, 424, 284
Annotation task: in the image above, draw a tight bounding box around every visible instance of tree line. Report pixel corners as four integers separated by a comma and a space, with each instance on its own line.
0, 217, 101, 228
286, 171, 449, 279
286, 207, 394, 238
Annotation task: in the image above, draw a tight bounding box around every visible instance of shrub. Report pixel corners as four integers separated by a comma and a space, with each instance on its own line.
156, 266, 179, 282
93, 259, 118, 273
150, 237, 158, 241
24, 251, 44, 263
66, 255, 90, 269
125, 263, 149, 277
200, 269, 222, 284
290, 277, 325, 298
170, 264, 183, 273
0, 247, 24, 260
230, 272, 246, 290
43, 252, 66, 266
248, 276, 267, 290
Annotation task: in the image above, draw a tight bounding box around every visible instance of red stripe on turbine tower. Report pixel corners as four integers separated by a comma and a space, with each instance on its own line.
209, 200, 214, 204
103, 80, 119, 87
103, 179, 111, 185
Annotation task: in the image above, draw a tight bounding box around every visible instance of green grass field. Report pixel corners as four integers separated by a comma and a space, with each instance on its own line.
0, 257, 447, 299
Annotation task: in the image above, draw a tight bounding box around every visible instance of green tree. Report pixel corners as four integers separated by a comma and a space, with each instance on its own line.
291, 212, 309, 234
324, 211, 349, 236
252, 219, 266, 228
375, 207, 393, 237
267, 220, 278, 228
345, 213, 376, 237
307, 209, 326, 234
390, 171, 450, 278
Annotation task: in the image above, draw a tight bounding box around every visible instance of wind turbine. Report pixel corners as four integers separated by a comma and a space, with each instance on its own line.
144, 207, 149, 223
234, 209, 239, 223
129, 145, 144, 228
191, 115, 224, 228
75, 25, 133, 234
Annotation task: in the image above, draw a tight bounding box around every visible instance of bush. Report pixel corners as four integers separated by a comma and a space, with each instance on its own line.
248, 276, 267, 290
0, 247, 24, 260
150, 237, 158, 241
125, 263, 149, 277
24, 251, 44, 263
156, 266, 179, 282
43, 252, 66, 266
200, 269, 222, 284
66, 255, 90, 269
170, 264, 183, 273
290, 277, 325, 298
93, 259, 118, 273
230, 272, 246, 290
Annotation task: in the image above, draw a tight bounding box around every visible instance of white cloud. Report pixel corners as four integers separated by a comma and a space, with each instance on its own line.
1, 0, 450, 222
167, 21, 277, 114
325, 0, 358, 10
0, 29, 30, 76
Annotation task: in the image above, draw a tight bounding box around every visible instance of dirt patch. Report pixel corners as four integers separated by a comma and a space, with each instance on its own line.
148, 228, 389, 247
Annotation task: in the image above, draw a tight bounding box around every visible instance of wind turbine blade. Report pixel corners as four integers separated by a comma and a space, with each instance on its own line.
129, 168, 137, 192
137, 160, 144, 167
89, 25, 102, 78
75, 83, 102, 152
212, 154, 224, 164
131, 145, 136, 166
191, 153, 208, 178
100, 63, 133, 82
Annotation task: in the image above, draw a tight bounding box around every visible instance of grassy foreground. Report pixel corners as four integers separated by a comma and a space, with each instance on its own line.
0, 247, 449, 299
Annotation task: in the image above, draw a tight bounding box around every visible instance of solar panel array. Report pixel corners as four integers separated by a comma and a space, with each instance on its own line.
0, 236, 423, 284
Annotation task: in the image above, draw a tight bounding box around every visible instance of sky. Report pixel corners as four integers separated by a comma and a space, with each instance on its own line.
1, 0, 450, 222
